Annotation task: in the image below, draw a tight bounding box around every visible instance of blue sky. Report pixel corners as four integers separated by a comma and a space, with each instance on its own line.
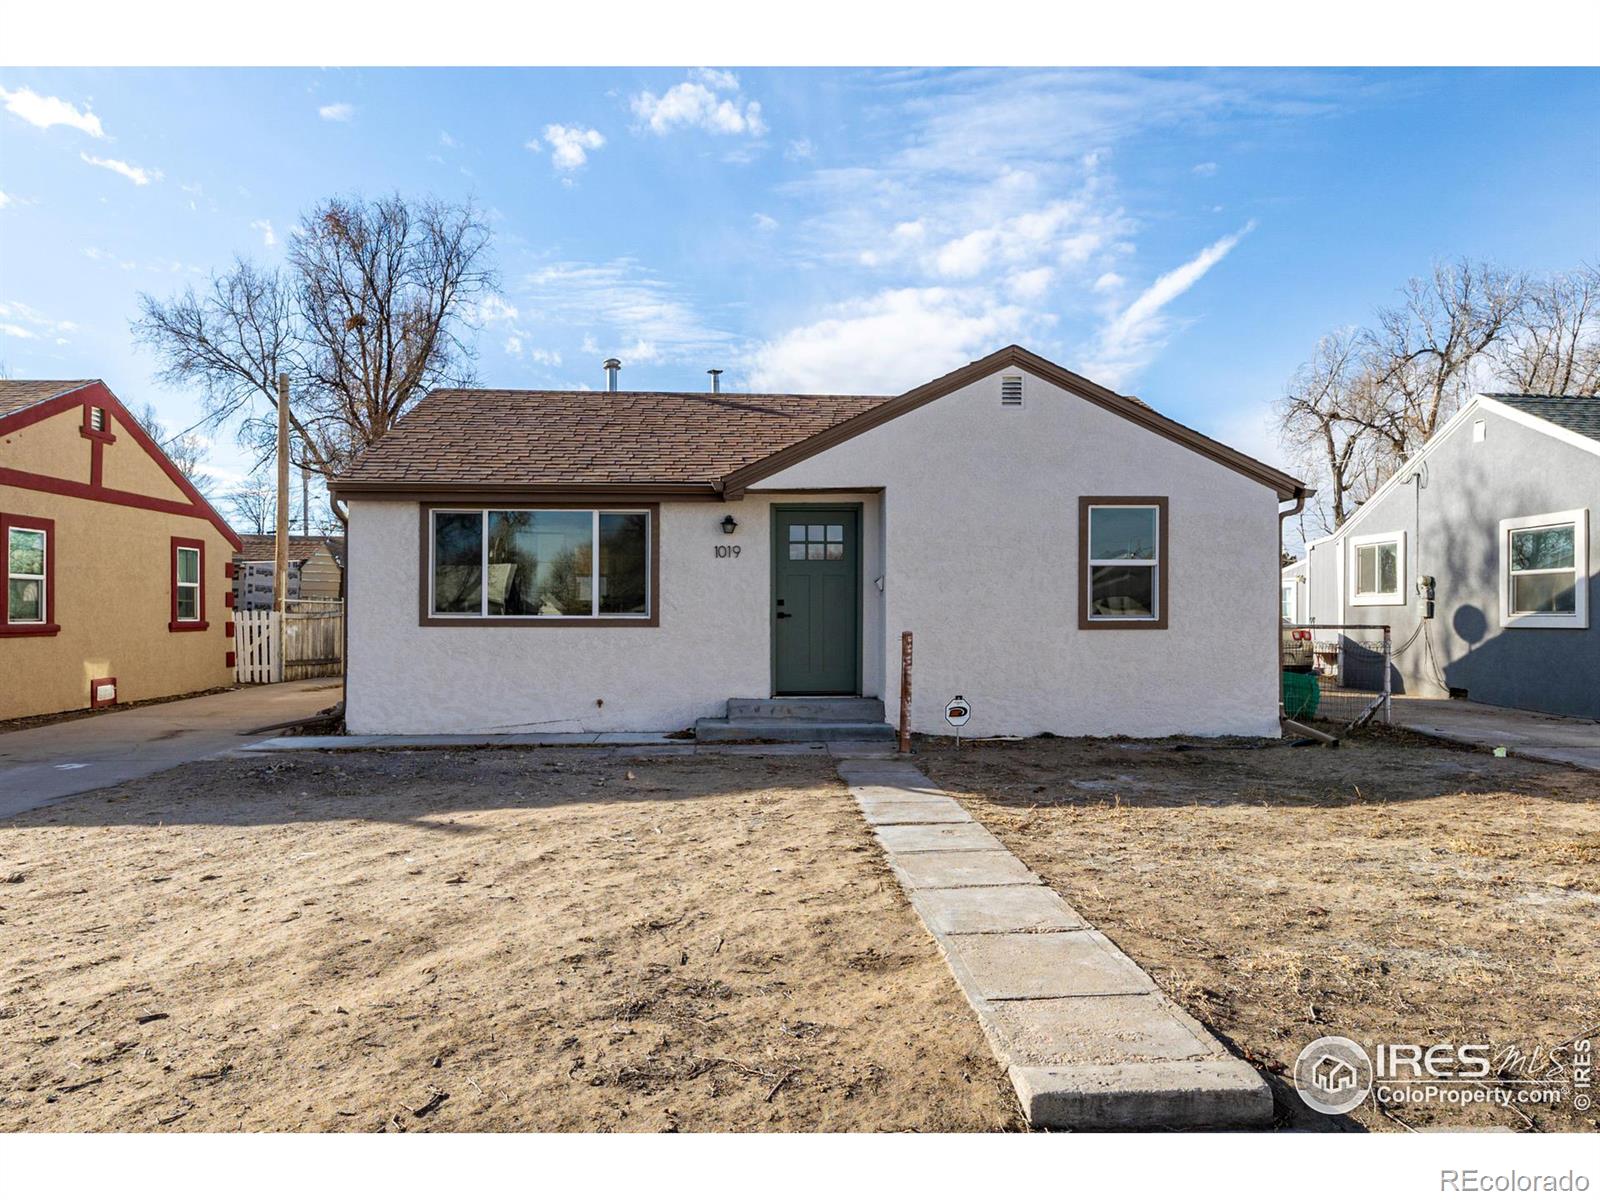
1, 66, 1596, 491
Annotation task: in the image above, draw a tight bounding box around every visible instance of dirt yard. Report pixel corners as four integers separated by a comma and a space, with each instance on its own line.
0, 751, 1021, 1132
920, 730, 1600, 1132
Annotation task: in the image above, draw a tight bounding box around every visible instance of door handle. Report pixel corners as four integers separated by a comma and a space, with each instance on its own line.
775, 612, 793, 619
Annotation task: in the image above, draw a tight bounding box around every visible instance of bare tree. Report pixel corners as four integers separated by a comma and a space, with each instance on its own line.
134, 193, 495, 524
224, 473, 300, 537
1357, 259, 1524, 459
133, 401, 215, 497
1275, 330, 1384, 534
1492, 264, 1600, 396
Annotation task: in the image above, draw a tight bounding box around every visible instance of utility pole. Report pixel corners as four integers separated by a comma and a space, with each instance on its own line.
301, 459, 310, 537
274, 373, 290, 615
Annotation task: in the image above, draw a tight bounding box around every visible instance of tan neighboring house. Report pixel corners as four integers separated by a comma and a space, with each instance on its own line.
232, 534, 346, 608
0, 379, 240, 721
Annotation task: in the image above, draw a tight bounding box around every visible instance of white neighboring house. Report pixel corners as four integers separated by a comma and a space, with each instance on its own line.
332, 345, 1309, 738
1281, 559, 1307, 624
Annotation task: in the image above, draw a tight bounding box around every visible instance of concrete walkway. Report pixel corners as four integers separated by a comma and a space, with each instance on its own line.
835, 756, 1272, 1130
1391, 697, 1600, 772
0, 681, 341, 819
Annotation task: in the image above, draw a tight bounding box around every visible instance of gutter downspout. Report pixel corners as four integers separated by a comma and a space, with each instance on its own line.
1279, 486, 1312, 724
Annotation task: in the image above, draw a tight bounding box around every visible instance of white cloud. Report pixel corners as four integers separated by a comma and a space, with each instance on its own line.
1088, 220, 1256, 385
528, 347, 562, 367
0, 299, 78, 343
785, 138, 815, 161
631, 70, 767, 138
752, 212, 779, 232
439, 131, 457, 148
1092, 271, 1124, 293
517, 258, 733, 365
250, 218, 276, 247
1192, 161, 1219, 176
477, 295, 520, 323
748, 287, 1031, 394
0, 190, 10, 209
0, 85, 104, 137
318, 102, 354, 122
1008, 266, 1055, 301
538, 124, 605, 174
892, 220, 925, 241
503, 334, 523, 356
80, 153, 161, 186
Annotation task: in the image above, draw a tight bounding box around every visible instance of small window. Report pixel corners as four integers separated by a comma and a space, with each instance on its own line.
1281, 582, 1296, 622
1500, 509, 1589, 630
1472, 419, 1486, 443
1348, 530, 1405, 607
7, 526, 48, 624
1080, 498, 1166, 628
1000, 375, 1023, 406
169, 538, 208, 631
428, 507, 653, 623
89, 406, 107, 432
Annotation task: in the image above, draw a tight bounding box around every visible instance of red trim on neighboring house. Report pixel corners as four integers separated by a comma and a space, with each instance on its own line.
0, 382, 242, 551
225, 561, 236, 579
89, 677, 118, 708
225, 650, 236, 669
225, 619, 236, 638
169, 535, 209, 632
226, 589, 236, 609
0, 512, 59, 637
79, 400, 117, 444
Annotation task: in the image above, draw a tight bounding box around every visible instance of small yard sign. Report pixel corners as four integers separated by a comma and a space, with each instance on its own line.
945, 695, 971, 747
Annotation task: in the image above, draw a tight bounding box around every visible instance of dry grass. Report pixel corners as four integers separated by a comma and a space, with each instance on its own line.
919, 730, 1600, 1132
0, 751, 1021, 1132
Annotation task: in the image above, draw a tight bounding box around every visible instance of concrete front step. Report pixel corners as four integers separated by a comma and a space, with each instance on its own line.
694, 717, 896, 743
725, 696, 885, 722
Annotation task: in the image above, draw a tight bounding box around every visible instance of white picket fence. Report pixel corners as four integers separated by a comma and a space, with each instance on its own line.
235, 600, 344, 684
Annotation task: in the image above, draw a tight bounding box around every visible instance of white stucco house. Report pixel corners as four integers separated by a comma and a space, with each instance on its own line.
332, 345, 1308, 739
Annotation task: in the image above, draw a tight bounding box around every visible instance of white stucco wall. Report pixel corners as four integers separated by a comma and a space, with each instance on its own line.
761, 370, 1282, 738
346, 367, 1282, 737
346, 491, 883, 734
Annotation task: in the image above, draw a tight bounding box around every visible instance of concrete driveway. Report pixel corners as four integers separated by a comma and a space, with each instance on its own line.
0, 681, 341, 819
1390, 696, 1600, 772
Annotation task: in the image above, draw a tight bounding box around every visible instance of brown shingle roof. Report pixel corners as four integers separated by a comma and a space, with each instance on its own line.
336, 388, 894, 491
233, 535, 346, 563
0, 379, 95, 418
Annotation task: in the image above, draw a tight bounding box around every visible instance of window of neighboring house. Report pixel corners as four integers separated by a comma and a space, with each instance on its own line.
3, 515, 57, 635
169, 537, 208, 631
1281, 582, 1297, 622
426, 507, 654, 624
1079, 498, 1167, 629
1500, 509, 1589, 630
1349, 530, 1405, 606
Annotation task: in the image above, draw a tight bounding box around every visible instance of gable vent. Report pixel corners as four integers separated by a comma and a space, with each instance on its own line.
1000, 375, 1023, 406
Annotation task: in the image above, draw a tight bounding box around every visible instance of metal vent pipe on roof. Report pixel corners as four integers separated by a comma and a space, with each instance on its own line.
707, 368, 722, 394
603, 357, 621, 392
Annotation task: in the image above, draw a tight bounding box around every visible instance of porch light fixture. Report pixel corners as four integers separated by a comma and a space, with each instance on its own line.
720, 514, 739, 535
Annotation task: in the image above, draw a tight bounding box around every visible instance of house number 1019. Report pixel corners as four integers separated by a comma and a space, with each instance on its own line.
714, 545, 742, 558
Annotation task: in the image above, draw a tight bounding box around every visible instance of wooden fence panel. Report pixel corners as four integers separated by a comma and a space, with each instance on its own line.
234, 602, 342, 683
235, 611, 280, 683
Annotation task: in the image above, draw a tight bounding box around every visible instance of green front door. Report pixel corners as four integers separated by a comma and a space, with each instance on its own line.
772, 506, 861, 695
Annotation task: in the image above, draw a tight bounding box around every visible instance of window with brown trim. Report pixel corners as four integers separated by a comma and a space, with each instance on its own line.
1078, 496, 1168, 630
169, 536, 209, 631
2, 513, 58, 636
421, 504, 658, 627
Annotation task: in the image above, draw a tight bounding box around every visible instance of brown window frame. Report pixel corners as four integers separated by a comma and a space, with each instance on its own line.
418, 501, 660, 628
169, 536, 209, 632
1, 512, 59, 637
1078, 496, 1169, 630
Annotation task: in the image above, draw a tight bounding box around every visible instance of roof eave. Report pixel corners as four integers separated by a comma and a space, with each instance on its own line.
721, 345, 1308, 501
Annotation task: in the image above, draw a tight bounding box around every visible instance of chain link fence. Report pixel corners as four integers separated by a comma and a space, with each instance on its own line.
1282, 623, 1393, 730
